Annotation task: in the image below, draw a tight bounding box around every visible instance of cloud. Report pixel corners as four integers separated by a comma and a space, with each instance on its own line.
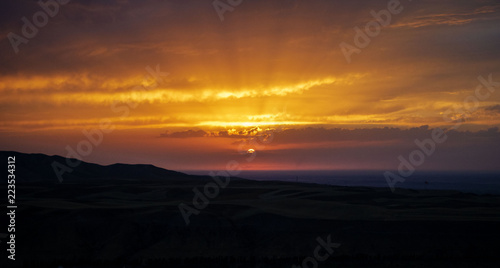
233, 126, 500, 170
0, 73, 357, 106
485, 104, 500, 113
391, 4, 500, 29
161, 127, 274, 139
161, 129, 207, 138
160, 125, 500, 146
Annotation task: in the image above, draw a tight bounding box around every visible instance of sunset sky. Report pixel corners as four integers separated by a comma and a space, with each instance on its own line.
1, 0, 500, 172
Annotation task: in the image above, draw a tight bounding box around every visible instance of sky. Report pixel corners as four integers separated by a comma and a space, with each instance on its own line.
1, 0, 500, 172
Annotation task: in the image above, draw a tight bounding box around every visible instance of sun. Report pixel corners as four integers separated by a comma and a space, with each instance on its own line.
247, 148, 255, 154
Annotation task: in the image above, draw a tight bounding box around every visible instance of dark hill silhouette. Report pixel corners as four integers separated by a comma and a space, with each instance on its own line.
2, 151, 500, 268
0, 151, 194, 182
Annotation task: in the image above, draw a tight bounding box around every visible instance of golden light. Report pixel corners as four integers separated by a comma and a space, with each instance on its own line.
247, 149, 255, 154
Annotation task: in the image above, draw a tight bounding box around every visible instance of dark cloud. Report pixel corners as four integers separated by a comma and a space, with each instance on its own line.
485, 104, 500, 113
248, 126, 500, 171
162, 126, 500, 154
161, 127, 273, 139
161, 129, 207, 138
267, 126, 433, 144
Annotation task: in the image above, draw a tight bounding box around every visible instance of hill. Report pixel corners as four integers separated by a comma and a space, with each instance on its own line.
0, 151, 194, 182
1, 151, 499, 267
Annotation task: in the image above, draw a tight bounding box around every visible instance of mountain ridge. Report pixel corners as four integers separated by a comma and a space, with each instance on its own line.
1, 150, 196, 182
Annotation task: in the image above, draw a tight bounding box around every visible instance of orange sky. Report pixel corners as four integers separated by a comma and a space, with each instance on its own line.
1, 0, 500, 171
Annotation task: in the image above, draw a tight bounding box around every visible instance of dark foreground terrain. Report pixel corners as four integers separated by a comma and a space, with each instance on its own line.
1, 152, 500, 267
